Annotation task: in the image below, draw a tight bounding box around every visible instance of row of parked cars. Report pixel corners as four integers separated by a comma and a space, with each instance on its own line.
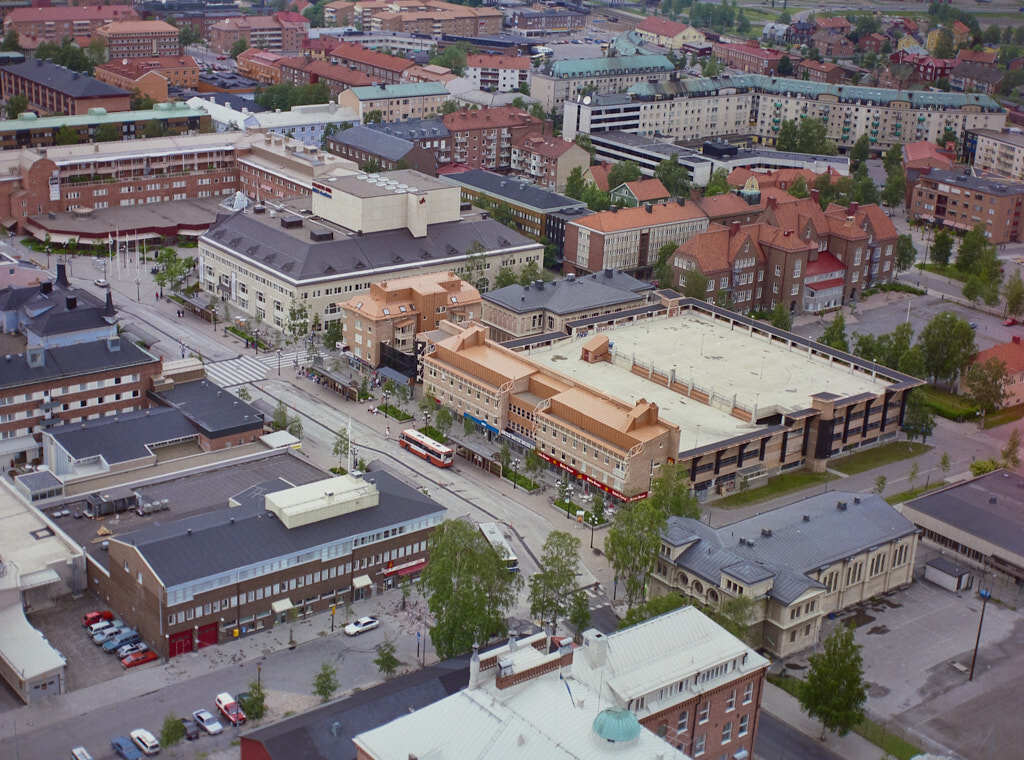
83, 610, 159, 667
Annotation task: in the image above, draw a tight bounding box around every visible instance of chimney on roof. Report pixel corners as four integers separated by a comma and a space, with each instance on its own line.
767, 196, 778, 210
55, 263, 69, 288
644, 203, 653, 214
810, 188, 819, 203
103, 291, 116, 318
847, 201, 859, 216
729, 221, 740, 237
66, 295, 76, 310
40, 280, 52, 295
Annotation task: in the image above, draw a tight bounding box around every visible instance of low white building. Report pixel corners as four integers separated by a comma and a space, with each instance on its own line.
465, 53, 530, 93
188, 97, 358, 146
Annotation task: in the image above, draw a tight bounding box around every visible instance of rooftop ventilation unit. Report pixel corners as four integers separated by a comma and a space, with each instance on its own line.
280, 214, 303, 228
310, 228, 334, 242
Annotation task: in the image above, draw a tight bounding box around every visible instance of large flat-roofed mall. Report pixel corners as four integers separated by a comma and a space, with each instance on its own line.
425, 302, 919, 500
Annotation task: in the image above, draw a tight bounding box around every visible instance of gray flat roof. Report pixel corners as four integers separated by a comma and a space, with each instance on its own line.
905, 470, 1024, 560
202, 209, 537, 284
151, 379, 264, 437
589, 131, 713, 165
483, 269, 652, 315
372, 117, 449, 141
330, 125, 414, 162
49, 407, 199, 464
920, 169, 1024, 196
444, 169, 588, 213
1, 59, 129, 98
0, 338, 157, 392
325, 169, 451, 198
117, 469, 445, 588
666, 491, 917, 604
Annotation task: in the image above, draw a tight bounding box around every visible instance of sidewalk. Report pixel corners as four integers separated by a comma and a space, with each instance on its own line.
760, 683, 881, 760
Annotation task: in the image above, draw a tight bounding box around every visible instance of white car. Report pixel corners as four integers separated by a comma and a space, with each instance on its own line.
94, 279, 110, 288
117, 642, 148, 659
129, 728, 159, 755
192, 709, 223, 735
86, 620, 114, 636
344, 616, 380, 636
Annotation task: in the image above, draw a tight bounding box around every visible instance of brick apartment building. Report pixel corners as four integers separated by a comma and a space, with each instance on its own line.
3, 5, 139, 45
564, 201, 710, 276
208, 12, 309, 54
796, 59, 844, 84
672, 195, 897, 314
340, 271, 481, 367
0, 104, 209, 150
93, 56, 200, 102
324, 0, 501, 35
325, 125, 439, 175
235, 48, 286, 84
965, 128, 1024, 181
889, 50, 955, 84
442, 106, 547, 171
711, 42, 784, 75
509, 134, 588, 192
504, 5, 587, 33
278, 57, 373, 98
811, 30, 855, 59
909, 168, 1024, 244
814, 16, 852, 36
338, 83, 449, 122
635, 16, 706, 50
327, 42, 414, 84
0, 59, 132, 115
96, 20, 181, 59
465, 53, 529, 93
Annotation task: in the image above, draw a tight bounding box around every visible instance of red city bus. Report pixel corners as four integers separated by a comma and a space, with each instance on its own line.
398, 429, 454, 468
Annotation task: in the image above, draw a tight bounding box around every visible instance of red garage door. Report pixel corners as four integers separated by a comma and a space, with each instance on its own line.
197, 623, 218, 650
169, 630, 194, 658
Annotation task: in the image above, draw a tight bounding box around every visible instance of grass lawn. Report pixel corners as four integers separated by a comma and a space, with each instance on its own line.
983, 404, 1024, 429
378, 403, 412, 422
885, 481, 947, 505
767, 675, 922, 760
503, 471, 537, 490
918, 385, 979, 422
830, 442, 932, 476
916, 262, 968, 283
714, 471, 838, 508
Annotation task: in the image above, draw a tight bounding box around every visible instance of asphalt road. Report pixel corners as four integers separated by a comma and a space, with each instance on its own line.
755, 712, 844, 760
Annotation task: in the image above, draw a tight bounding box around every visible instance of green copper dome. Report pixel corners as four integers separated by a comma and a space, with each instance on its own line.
592, 708, 642, 743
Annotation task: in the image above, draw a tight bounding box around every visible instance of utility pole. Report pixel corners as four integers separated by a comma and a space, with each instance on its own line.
968, 589, 992, 681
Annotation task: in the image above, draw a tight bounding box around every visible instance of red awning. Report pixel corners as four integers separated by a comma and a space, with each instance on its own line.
807, 278, 845, 292
383, 559, 427, 577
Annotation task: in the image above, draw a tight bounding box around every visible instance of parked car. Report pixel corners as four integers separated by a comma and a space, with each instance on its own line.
82, 610, 114, 627
111, 736, 142, 760
1004, 317, 1018, 326
103, 631, 140, 653
970, 322, 979, 330
344, 616, 379, 636
117, 642, 148, 659
94, 279, 110, 288
180, 717, 199, 741
86, 619, 117, 636
214, 692, 246, 726
93, 625, 129, 644
71, 747, 94, 760
121, 650, 158, 668
192, 709, 223, 735
129, 728, 159, 755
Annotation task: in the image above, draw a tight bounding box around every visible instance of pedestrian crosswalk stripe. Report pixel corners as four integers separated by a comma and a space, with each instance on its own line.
204, 355, 267, 388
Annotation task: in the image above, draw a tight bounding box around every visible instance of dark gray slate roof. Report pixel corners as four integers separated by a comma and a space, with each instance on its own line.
16, 469, 62, 492
0, 338, 157, 392
483, 268, 652, 315
150, 378, 263, 437
372, 117, 448, 141
118, 470, 446, 587
330, 125, 414, 161
50, 407, 198, 464
665, 491, 917, 605
906, 469, 1024, 560
243, 655, 470, 760
28, 306, 109, 336
2, 59, 130, 97
203, 211, 535, 283
445, 169, 587, 213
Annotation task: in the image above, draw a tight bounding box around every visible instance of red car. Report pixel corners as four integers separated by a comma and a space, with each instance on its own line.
215, 692, 246, 726
1004, 318, 1018, 326
121, 650, 158, 668
216, 55, 227, 60
82, 610, 114, 627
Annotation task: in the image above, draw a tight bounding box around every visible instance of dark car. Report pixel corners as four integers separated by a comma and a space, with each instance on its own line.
180, 717, 199, 741
103, 631, 140, 653
111, 736, 143, 760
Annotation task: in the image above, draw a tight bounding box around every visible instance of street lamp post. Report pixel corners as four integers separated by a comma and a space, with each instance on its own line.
968, 588, 992, 681
277, 349, 281, 376
512, 457, 521, 489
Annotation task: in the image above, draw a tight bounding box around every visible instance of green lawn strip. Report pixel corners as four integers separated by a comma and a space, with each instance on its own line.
830, 442, 932, 476
983, 404, 1024, 429
226, 325, 269, 350
378, 403, 412, 422
767, 675, 921, 760
713, 471, 838, 508
916, 262, 968, 283
418, 425, 446, 444
503, 471, 537, 490
885, 481, 947, 505
918, 385, 979, 422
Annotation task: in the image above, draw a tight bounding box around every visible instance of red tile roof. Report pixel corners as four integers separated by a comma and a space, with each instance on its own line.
587, 163, 612, 192
515, 135, 578, 160
95, 56, 198, 79
5, 5, 139, 23
714, 41, 783, 61
465, 53, 530, 71
815, 16, 851, 30
442, 105, 539, 132
281, 58, 373, 86
696, 192, 762, 219
973, 340, 1024, 374
805, 251, 845, 276
275, 10, 310, 26
957, 49, 998, 66
574, 201, 707, 234
902, 141, 956, 170
637, 16, 690, 38
620, 178, 669, 202
952, 20, 970, 36
806, 277, 845, 291
329, 41, 413, 73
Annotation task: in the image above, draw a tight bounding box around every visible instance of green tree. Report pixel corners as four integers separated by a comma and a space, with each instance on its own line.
736, 9, 750, 34
852, 170, 879, 205
937, 126, 958, 149
769, 302, 792, 330
894, 234, 916, 272
440, 100, 459, 115
5, 93, 27, 119
965, 357, 1009, 414
94, 123, 121, 142
313, 662, 338, 702
788, 175, 809, 199
430, 41, 473, 75
874, 474, 887, 494
956, 224, 988, 273
564, 166, 586, 199
940, 451, 951, 477
777, 54, 793, 76
434, 406, 453, 437
619, 592, 687, 629
580, 182, 610, 211
54, 125, 79, 146
971, 459, 1000, 476
287, 300, 309, 342
881, 170, 905, 209
882, 143, 903, 174
230, 38, 249, 59
681, 268, 708, 298
332, 426, 350, 467
363, 109, 383, 124
153, 247, 191, 292
918, 311, 976, 387
1002, 428, 1021, 469
930, 229, 954, 267
819, 313, 849, 352
653, 241, 678, 289
850, 134, 870, 172
573, 133, 594, 163
1, 29, 21, 52
374, 641, 401, 678
655, 154, 689, 197
567, 590, 591, 643
604, 500, 667, 608
179, 24, 201, 48
799, 624, 867, 740
271, 400, 303, 438
236, 387, 252, 401
606, 160, 642, 190
525, 448, 543, 476
529, 103, 547, 121
528, 531, 582, 634
933, 28, 954, 60
322, 321, 342, 349
902, 389, 936, 444
142, 120, 167, 139
419, 520, 523, 659
239, 679, 266, 719
716, 595, 755, 640
776, 119, 799, 152
160, 713, 186, 747
517, 260, 547, 287
1005, 271, 1024, 317
704, 167, 730, 196
647, 460, 700, 519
